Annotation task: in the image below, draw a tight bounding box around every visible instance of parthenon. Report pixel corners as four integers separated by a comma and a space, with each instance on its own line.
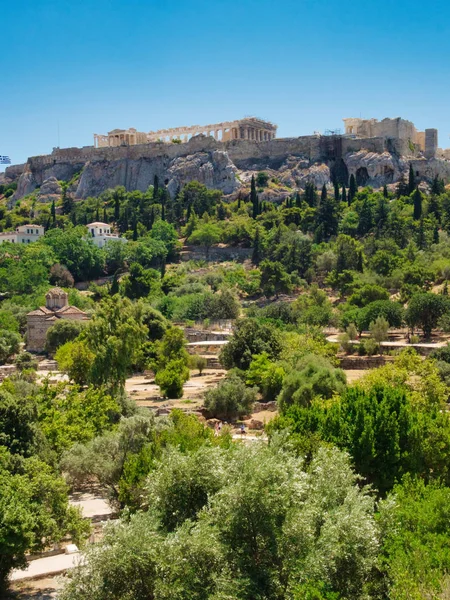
93, 117, 277, 148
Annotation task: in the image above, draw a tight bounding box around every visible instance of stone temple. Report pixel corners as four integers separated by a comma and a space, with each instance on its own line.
94, 117, 277, 147
26, 288, 88, 353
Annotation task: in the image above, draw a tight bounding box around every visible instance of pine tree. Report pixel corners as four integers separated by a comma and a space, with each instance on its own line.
348, 174, 357, 203
251, 175, 258, 219
413, 187, 422, 220
408, 163, 415, 195
252, 227, 262, 265
383, 184, 388, 198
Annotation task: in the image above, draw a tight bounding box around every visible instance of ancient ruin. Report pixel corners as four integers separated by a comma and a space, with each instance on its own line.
343, 117, 438, 158
4, 114, 450, 204
94, 117, 277, 148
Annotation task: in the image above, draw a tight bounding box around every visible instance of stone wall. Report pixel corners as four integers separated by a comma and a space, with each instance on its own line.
181, 245, 252, 262
12, 132, 450, 202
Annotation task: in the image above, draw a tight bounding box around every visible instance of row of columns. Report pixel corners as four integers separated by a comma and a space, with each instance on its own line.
108, 133, 136, 146
153, 127, 275, 143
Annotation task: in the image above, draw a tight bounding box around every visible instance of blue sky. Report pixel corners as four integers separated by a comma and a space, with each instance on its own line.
1, 0, 450, 169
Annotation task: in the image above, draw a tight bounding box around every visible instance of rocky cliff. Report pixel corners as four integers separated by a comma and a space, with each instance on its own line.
7, 134, 450, 202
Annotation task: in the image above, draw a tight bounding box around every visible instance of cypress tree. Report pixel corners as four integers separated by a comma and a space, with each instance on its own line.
114, 194, 120, 222
237, 194, 241, 210
103, 207, 107, 223
295, 191, 301, 208
316, 185, 338, 241
431, 175, 445, 195
357, 250, 364, 272
417, 218, 426, 249
71, 211, 77, 226
62, 187, 74, 215
413, 187, 422, 220
251, 175, 258, 219
149, 206, 155, 229
341, 184, 347, 204
428, 194, 441, 223
132, 218, 138, 241
349, 174, 357, 203
304, 181, 317, 207
396, 174, 409, 198
161, 188, 166, 221
95, 205, 100, 221
383, 184, 388, 198
408, 163, 415, 195
334, 181, 340, 203
51, 199, 56, 224
153, 174, 159, 200
252, 226, 262, 265
433, 225, 439, 244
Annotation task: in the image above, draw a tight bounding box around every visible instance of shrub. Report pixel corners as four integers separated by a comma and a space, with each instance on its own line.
45, 319, 85, 355
49, 263, 75, 288
204, 375, 257, 420
278, 354, 346, 411
189, 354, 207, 375
155, 360, 190, 399
363, 338, 379, 356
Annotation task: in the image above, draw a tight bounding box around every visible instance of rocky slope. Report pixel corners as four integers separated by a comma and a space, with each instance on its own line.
5, 135, 450, 202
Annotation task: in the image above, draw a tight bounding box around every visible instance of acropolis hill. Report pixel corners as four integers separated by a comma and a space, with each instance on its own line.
4, 116, 450, 202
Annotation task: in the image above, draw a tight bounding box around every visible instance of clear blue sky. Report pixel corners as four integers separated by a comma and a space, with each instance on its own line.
2, 0, 450, 169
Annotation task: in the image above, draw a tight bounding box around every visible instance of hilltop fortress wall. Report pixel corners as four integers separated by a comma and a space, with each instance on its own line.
11, 133, 437, 201
27, 134, 388, 170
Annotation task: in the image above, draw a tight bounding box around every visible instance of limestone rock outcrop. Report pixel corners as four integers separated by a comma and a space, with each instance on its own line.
9, 133, 450, 202
38, 176, 62, 202
279, 157, 332, 188
166, 150, 239, 197
75, 150, 239, 199
345, 151, 403, 187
